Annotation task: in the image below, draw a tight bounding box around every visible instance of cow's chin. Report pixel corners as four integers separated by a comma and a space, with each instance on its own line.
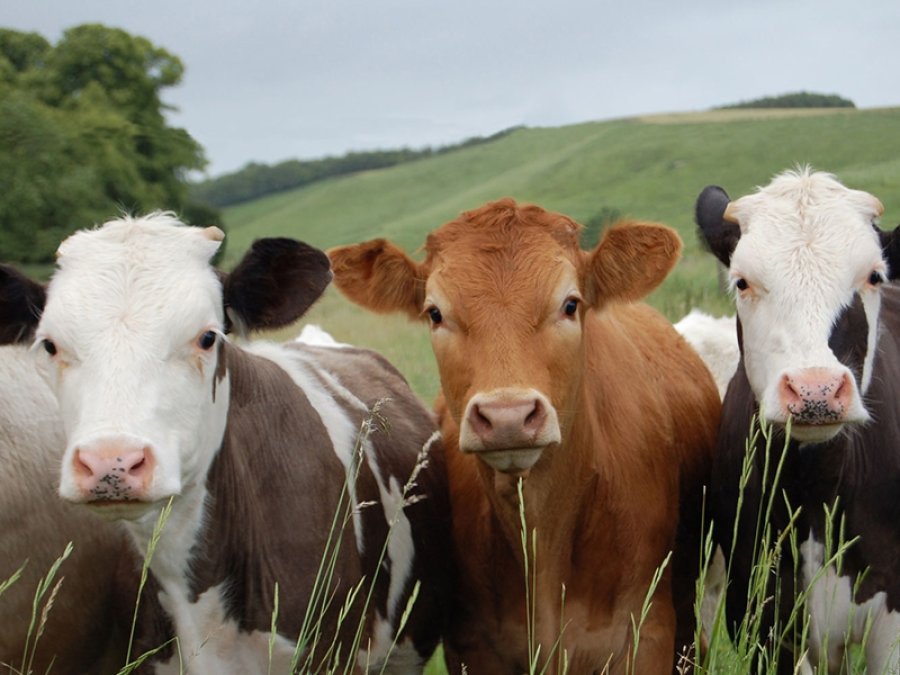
83, 499, 160, 522
475, 447, 545, 475
784, 422, 846, 445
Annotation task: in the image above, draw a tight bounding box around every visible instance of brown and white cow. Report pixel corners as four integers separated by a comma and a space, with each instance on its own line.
328, 199, 720, 674
0, 214, 452, 674
0, 343, 135, 675
696, 168, 900, 673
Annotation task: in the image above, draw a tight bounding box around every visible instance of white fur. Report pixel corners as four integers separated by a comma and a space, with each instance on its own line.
801, 534, 900, 674
153, 583, 297, 674
725, 169, 884, 438
674, 309, 739, 400
296, 323, 348, 347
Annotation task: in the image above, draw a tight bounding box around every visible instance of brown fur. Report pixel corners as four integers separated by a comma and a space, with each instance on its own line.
329, 199, 720, 674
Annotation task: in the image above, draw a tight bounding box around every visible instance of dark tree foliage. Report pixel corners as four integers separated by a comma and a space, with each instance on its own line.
0, 25, 213, 263
190, 126, 525, 208
717, 91, 855, 110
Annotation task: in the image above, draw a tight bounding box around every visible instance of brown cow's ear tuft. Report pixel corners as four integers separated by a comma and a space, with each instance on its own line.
586, 222, 682, 305
0, 265, 46, 345
328, 240, 425, 320
223, 238, 331, 334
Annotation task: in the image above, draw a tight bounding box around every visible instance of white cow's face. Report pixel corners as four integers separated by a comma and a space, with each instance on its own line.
698, 169, 890, 444
35, 216, 229, 519
0, 216, 330, 524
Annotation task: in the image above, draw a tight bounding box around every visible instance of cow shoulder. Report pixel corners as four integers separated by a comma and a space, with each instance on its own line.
327, 239, 425, 320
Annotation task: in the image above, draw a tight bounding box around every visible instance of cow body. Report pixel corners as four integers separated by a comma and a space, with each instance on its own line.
0, 345, 132, 675
0, 215, 451, 674
696, 168, 900, 673
329, 199, 720, 673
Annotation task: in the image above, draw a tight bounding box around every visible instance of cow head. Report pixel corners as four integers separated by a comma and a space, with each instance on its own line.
329, 199, 681, 475
0, 213, 331, 520
696, 168, 900, 443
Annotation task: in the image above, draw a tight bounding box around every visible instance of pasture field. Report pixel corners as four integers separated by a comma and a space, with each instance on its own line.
228, 106, 900, 400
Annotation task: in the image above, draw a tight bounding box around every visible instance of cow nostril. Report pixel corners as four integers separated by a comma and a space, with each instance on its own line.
524, 399, 544, 430
473, 405, 492, 431
73, 449, 93, 478
128, 457, 146, 475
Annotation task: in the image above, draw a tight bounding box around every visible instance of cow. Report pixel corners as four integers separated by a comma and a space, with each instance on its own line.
328, 198, 721, 674
0, 213, 452, 674
0, 344, 135, 675
696, 167, 900, 674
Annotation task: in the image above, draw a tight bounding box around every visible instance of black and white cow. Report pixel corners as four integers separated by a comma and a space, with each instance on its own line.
696, 168, 900, 673
0, 214, 452, 674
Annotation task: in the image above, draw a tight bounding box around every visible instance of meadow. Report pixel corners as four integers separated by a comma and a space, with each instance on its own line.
220, 106, 900, 398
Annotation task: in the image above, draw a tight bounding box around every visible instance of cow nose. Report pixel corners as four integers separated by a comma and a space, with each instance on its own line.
778, 368, 854, 424
466, 396, 550, 449
72, 443, 155, 502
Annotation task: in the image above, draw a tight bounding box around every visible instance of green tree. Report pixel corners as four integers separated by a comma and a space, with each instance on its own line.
0, 25, 208, 263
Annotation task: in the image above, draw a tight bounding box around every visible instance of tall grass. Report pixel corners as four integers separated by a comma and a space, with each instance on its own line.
2, 417, 887, 674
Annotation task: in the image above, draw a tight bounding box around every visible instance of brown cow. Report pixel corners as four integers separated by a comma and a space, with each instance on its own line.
329, 199, 720, 674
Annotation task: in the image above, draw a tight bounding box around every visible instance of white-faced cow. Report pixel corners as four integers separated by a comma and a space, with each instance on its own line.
0, 343, 137, 675
0, 214, 452, 674
696, 168, 900, 673
328, 199, 720, 674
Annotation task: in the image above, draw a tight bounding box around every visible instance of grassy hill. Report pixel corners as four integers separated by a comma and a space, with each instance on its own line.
221, 106, 900, 399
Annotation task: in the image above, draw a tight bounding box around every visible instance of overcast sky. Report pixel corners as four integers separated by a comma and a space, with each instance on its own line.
5, 0, 899, 177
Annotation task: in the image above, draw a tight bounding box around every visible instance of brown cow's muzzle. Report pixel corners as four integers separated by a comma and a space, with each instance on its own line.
459, 388, 561, 474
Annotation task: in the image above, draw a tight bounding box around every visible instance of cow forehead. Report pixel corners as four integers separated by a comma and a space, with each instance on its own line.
41, 214, 223, 345
423, 201, 584, 305
731, 177, 883, 292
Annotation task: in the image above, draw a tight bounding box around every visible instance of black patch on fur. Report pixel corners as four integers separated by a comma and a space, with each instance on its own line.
695, 185, 741, 267
879, 224, 900, 280
223, 238, 332, 333
828, 293, 868, 386
0, 264, 46, 344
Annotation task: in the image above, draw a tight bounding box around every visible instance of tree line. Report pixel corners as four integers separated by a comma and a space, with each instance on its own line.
717, 91, 855, 110
0, 24, 218, 264
189, 127, 524, 208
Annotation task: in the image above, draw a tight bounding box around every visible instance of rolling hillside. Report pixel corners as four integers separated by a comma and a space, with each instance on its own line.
221, 106, 900, 398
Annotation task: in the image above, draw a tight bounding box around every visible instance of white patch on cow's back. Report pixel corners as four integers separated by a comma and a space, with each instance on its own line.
801, 533, 900, 673
152, 582, 296, 675
674, 309, 739, 399
295, 323, 348, 348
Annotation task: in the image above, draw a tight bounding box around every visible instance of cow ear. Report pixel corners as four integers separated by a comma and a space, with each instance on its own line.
586, 222, 682, 305
696, 185, 741, 267
328, 239, 425, 320
223, 238, 331, 334
879, 224, 900, 280
0, 265, 46, 345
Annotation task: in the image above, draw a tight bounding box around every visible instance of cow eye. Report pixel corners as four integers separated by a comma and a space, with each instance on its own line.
42, 339, 57, 356
735, 278, 749, 292
562, 297, 579, 317
426, 306, 443, 325
197, 330, 218, 350
868, 270, 885, 286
